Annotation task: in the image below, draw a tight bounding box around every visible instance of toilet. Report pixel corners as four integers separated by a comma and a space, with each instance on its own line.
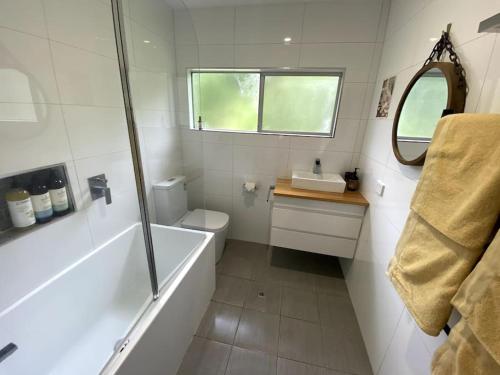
153, 176, 229, 263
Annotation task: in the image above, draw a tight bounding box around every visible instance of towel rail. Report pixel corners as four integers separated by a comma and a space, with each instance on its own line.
443, 324, 451, 336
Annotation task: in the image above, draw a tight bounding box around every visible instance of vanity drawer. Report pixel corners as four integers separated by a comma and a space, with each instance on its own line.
271, 207, 362, 239
270, 228, 357, 258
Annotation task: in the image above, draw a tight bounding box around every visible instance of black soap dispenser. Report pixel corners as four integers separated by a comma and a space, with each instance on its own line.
345, 168, 360, 191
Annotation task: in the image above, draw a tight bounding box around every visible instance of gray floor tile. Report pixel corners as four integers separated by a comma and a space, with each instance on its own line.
279, 268, 316, 292
213, 274, 251, 307
281, 288, 319, 323
315, 275, 349, 297
322, 325, 372, 375
177, 337, 231, 375
279, 317, 325, 367
277, 358, 323, 375
196, 302, 242, 345
226, 347, 277, 375
245, 282, 282, 315
277, 358, 348, 375
252, 264, 284, 284
217, 253, 254, 280
226, 240, 270, 263
317, 293, 358, 329
235, 309, 280, 354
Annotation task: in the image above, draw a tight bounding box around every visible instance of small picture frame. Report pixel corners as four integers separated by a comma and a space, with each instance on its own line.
376, 76, 396, 118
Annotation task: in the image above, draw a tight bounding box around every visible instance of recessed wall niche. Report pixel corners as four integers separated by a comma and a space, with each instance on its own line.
0, 164, 76, 246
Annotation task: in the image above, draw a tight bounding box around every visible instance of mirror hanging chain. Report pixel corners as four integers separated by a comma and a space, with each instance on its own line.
423, 23, 468, 93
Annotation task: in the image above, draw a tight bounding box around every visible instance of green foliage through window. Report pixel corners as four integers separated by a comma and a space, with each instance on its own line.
191, 70, 342, 136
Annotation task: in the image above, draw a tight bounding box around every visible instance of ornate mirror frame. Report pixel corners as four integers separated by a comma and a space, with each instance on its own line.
392, 27, 467, 166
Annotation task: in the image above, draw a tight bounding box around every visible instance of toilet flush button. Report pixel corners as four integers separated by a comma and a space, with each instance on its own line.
376, 180, 386, 196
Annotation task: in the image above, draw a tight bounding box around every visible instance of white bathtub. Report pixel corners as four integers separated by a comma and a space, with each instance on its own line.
0, 223, 215, 375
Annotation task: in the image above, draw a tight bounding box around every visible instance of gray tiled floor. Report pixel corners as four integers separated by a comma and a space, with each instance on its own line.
178, 240, 372, 375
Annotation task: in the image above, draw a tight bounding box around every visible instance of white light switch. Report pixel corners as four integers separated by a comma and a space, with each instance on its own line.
376, 180, 385, 196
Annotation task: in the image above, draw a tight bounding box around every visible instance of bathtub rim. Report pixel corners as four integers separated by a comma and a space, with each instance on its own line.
100, 224, 214, 375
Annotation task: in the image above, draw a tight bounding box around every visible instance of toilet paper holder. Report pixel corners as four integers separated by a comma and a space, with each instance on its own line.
242, 182, 258, 192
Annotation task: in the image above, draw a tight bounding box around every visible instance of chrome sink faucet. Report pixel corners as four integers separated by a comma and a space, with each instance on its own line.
88, 174, 112, 205
313, 158, 322, 175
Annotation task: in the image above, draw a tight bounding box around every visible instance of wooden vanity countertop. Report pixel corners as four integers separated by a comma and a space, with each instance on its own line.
274, 179, 369, 207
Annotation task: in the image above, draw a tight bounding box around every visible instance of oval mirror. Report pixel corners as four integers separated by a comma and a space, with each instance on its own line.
392, 62, 466, 165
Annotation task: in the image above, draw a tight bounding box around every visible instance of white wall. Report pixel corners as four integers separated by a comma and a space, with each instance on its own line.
342, 0, 500, 374
175, 1, 388, 243
0, 0, 176, 312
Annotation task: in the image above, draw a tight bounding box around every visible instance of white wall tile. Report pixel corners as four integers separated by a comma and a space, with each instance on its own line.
186, 175, 204, 210
74, 150, 140, 246
361, 118, 392, 165
288, 119, 359, 153
50, 42, 123, 106
198, 44, 235, 68
476, 35, 500, 113
174, 9, 199, 46
235, 4, 304, 44
129, 70, 173, 111
287, 149, 352, 175
302, 2, 381, 43
204, 169, 233, 196
0, 0, 47, 37
129, 0, 174, 41
203, 131, 234, 144
232, 133, 290, 148
231, 196, 270, 244
338, 83, 368, 119
344, 218, 405, 372
0, 28, 59, 104
233, 145, 289, 176
203, 142, 233, 171
0, 104, 72, 176
135, 109, 175, 129
62, 105, 129, 160
190, 7, 235, 45
0, 211, 93, 312
354, 120, 368, 153
130, 21, 170, 72
456, 35, 497, 112
300, 43, 375, 82
176, 44, 200, 75
43, 0, 116, 58
378, 310, 432, 375
235, 44, 300, 68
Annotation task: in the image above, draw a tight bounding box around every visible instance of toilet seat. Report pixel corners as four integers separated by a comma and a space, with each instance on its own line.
181, 209, 229, 232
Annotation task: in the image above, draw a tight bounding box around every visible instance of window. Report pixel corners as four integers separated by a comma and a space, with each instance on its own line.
190, 69, 343, 137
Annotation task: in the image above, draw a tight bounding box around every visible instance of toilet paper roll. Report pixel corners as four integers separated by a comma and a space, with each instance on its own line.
243, 182, 256, 192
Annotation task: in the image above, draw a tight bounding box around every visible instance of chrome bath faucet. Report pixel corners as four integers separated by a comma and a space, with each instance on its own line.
88, 174, 112, 205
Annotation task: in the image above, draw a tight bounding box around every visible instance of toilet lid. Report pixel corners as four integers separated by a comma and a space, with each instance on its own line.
181, 209, 229, 231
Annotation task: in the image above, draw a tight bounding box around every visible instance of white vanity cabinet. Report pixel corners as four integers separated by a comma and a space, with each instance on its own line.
270, 195, 367, 259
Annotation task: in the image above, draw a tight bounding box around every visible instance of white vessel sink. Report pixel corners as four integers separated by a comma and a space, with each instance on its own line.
291, 171, 346, 193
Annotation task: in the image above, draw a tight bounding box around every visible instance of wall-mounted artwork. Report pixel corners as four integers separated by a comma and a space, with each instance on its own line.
376, 76, 396, 118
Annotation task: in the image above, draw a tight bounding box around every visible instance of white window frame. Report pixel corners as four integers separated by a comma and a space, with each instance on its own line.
187, 68, 345, 138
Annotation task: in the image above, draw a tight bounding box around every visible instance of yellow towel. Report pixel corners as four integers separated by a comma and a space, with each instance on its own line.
388, 114, 500, 336
431, 319, 500, 375
432, 230, 500, 374
413, 114, 500, 249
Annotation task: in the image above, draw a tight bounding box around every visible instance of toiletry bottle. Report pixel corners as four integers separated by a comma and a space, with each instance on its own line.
346, 168, 360, 191
49, 170, 69, 217
30, 175, 53, 224
5, 178, 36, 229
